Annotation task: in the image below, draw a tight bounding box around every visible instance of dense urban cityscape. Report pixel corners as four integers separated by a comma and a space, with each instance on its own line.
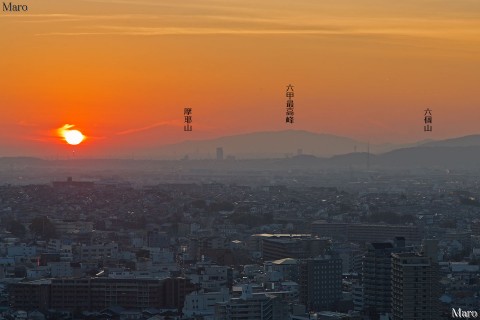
0, 156, 478, 320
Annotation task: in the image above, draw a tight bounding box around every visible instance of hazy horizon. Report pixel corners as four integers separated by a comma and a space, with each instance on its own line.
1, 128, 479, 160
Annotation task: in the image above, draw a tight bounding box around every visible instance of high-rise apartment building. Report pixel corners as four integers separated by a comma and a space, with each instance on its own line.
362, 237, 409, 318
391, 252, 440, 320
299, 256, 342, 311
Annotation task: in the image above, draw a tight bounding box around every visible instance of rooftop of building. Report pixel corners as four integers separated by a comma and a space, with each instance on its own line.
272, 258, 298, 265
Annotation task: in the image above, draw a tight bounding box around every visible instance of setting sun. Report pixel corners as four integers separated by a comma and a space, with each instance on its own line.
58, 124, 85, 146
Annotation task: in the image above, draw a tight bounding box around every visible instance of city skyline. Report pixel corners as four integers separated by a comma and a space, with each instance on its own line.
1, 0, 480, 158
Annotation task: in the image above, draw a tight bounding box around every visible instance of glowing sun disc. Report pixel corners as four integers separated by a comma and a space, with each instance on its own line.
64, 129, 85, 145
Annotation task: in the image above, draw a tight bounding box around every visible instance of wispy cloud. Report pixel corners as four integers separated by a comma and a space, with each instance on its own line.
38, 27, 353, 37
116, 120, 181, 135
79, 0, 256, 13
4, 13, 162, 23
26, 12, 479, 43
35, 24, 480, 44
5, 0, 479, 48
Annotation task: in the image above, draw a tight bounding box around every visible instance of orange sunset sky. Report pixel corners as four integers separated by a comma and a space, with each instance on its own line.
1, 0, 480, 158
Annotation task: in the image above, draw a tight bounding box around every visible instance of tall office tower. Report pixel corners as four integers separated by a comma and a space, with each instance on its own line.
391, 252, 440, 320
362, 237, 407, 318
216, 147, 224, 160
299, 256, 342, 311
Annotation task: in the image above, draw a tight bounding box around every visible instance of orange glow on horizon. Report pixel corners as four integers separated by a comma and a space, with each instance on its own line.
1, 0, 480, 157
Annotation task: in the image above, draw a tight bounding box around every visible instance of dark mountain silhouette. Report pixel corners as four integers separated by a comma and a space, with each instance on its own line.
221, 145, 480, 170
421, 134, 480, 148
374, 146, 480, 168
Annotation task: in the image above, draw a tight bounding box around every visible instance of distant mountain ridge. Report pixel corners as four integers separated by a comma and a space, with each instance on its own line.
153, 130, 366, 159
151, 130, 431, 159
3, 131, 480, 170
151, 130, 477, 160
124, 130, 474, 169
421, 134, 480, 147
328, 146, 480, 169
